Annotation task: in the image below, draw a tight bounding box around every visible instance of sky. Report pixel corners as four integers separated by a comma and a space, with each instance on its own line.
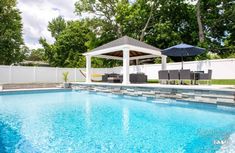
17, 0, 79, 49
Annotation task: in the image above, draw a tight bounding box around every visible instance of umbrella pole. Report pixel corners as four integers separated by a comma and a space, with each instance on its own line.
181, 56, 184, 70
180, 56, 183, 85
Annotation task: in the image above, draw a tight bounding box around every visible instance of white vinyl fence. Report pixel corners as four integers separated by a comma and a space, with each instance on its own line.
0, 58, 235, 84
0, 66, 86, 84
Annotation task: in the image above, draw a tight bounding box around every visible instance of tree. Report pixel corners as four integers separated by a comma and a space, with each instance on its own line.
196, 0, 235, 55
75, 0, 125, 38
27, 48, 45, 61
54, 21, 90, 67
19, 45, 30, 60
220, 0, 235, 56
147, 21, 182, 49
48, 16, 67, 39
140, 1, 155, 41
115, 0, 156, 40
0, 0, 24, 65
196, 0, 205, 43
39, 38, 56, 65
40, 21, 90, 67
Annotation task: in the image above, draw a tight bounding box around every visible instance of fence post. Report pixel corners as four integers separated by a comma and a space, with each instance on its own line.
8, 65, 12, 83
74, 68, 77, 82
207, 59, 211, 70
33, 66, 37, 83
56, 67, 58, 83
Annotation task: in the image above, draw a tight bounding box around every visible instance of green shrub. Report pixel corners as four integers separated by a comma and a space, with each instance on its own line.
62, 72, 69, 82
148, 80, 160, 83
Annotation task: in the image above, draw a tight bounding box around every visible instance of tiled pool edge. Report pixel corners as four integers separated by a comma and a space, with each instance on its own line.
71, 83, 235, 107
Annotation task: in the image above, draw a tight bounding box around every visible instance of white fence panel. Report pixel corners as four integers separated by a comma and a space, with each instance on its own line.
209, 59, 235, 79
57, 68, 76, 82
36, 67, 57, 83
11, 66, 35, 83
0, 58, 235, 84
76, 68, 86, 82
0, 66, 11, 83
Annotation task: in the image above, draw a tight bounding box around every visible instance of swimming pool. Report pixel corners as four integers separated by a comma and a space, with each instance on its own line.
0, 90, 235, 153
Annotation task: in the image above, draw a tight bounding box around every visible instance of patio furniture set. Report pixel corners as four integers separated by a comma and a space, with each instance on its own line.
158, 69, 212, 84
101, 69, 212, 85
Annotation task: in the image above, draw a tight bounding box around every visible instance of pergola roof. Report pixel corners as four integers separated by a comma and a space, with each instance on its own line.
83, 36, 163, 60
84, 36, 167, 84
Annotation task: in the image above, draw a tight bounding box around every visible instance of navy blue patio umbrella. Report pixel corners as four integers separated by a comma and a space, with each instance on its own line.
162, 43, 205, 69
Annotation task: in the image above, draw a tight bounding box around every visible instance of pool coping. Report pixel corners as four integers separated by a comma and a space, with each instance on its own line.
72, 82, 235, 92
0, 88, 71, 95
71, 82, 235, 107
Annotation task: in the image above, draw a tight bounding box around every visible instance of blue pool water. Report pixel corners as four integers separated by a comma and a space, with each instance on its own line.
0, 90, 235, 153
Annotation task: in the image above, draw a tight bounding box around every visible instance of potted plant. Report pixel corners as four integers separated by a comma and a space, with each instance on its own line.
62, 72, 70, 88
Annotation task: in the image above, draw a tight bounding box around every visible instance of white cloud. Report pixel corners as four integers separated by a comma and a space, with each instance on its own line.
17, 0, 79, 49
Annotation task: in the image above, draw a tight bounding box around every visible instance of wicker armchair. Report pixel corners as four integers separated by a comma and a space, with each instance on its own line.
180, 69, 194, 84
198, 70, 212, 84
158, 70, 169, 84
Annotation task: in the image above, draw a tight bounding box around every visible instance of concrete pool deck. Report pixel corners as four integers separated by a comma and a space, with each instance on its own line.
71, 82, 235, 106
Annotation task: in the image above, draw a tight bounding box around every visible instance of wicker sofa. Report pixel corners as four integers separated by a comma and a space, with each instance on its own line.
102, 73, 147, 83
129, 73, 147, 83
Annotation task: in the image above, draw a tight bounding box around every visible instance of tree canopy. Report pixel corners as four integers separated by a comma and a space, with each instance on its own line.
0, 0, 24, 65
40, 20, 90, 67
48, 16, 67, 39
39, 0, 235, 67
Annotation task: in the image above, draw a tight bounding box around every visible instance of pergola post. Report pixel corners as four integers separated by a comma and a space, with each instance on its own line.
122, 48, 130, 84
86, 55, 92, 83
161, 55, 167, 70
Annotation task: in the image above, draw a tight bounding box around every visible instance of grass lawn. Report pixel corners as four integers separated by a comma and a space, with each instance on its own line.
147, 79, 235, 85
210, 79, 235, 85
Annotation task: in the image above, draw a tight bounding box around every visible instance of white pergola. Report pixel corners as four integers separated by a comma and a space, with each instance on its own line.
83, 36, 167, 85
